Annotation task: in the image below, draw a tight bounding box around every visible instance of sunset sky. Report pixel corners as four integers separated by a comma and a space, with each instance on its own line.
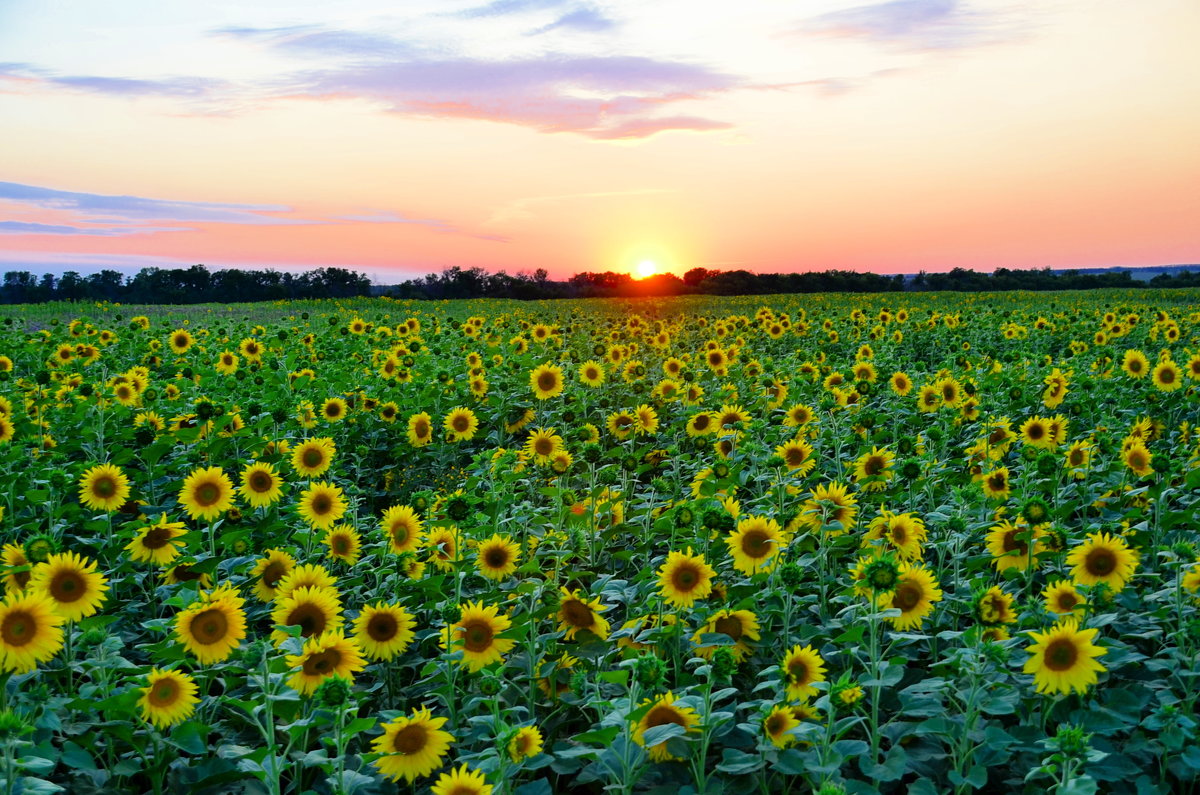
2, 0, 1198, 282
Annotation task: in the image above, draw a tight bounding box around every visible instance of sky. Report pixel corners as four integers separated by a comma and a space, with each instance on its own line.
1, 0, 1199, 282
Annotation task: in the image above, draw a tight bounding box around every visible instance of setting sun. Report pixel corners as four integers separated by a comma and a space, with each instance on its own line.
636, 260, 658, 279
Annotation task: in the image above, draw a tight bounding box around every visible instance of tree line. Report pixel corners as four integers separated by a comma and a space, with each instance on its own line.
1, 263, 1196, 304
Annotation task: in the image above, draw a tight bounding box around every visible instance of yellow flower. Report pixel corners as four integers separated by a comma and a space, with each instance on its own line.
440, 601, 515, 671
239, 462, 284, 508
632, 692, 700, 762
1065, 532, 1138, 592
78, 463, 131, 512
556, 587, 610, 641
125, 516, 188, 565
657, 548, 715, 608
296, 481, 347, 530
1023, 618, 1107, 695
138, 668, 199, 729
178, 466, 235, 521
30, 552, 108, 622
0, 591, 66, 674
175, 585, 247, 664
285, 630, 366, 695
371, 706, 456, 783
353, 602, 416, 661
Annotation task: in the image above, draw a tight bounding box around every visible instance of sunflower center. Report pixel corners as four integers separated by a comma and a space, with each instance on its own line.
1128, 451, 1147, 469
289, 604, 327, 637
713, 616, 743, 640
142, 526, 172, 550
150, 680, 178, 706
0, 611, 34, 646
693, 415, 711, 431
671, 564, 700, 591
325, 404, 341, 417
534, 438, 554, 456
1085, 547, 1117, 577
302, 648, 341, 676
785, 447, 806, 467
484, 547, 510, 569
537, 372, 557, 391
302, 449, 324, 469
193, 608, 229, 644
391, 724, 428, 755
893, 582, 922, 611
1002, 532, 1027, 555
788, 658, 809, 683
262, 562, 286, 588
415, 419, 429, 437
740, 530, 771, 558
333, 536, 350, 553
311, 495, 332, 515
195, 483, 221, 507
988, 429, 1009, 445
644, 705, 686, 730
50, 572, 85, 603
461, 619, 494, 653
890, 524, 908, 544
93, 476, 117, 498
864, 456, 885, 476
766, 713, 787, 735
561, 600, 594, 629
1069, 450, 1084, 466
1027, 424, 1045, 440
452, 415, 470, 433
250, 471, 273, 492
368, 614, 398, 641
1044, 638, 1079, 671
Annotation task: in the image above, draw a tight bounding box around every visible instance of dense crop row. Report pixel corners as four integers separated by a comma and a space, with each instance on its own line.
0, 291, 1198, 794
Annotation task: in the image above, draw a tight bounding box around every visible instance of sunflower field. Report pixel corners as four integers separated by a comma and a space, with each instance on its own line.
1, 291, 1199, 795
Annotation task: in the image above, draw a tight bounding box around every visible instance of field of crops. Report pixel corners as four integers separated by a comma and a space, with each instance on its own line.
1, 291, 1198, 795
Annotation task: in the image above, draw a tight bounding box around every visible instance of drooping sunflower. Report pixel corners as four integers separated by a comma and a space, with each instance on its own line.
175, 585, 247, 664
444, 407, 479, 442
725, 515, 786, 575
431, 765, 491, 795
296, 481, 347, 530
29, 551, 108, 622
426, 526, 463, 571
657, 548, 716, 608
125, 515, 188, 566
852, 446, 895, 492
290, 437, 336, 478
1023, 618, 1107, 695
270, 585, 344, 646
178, 466, 235, 522
606, 410, 637, 440
1065, 532, 1138, 592
381, 505, 424, 555
692, 609, 760, 662
530, 363, 565, 400
986, 519, 1046, 572
781, 643, 827, 701
975, 585, 1017, 626
78, 463, 131, 513
557, 587, 611, 641
880, 562, 942, 631
440, 600, 515, 672
238, 461, 284, 508
475, 534, 521, 581
1122, 442, 1154, 478
353, 602, 416, 661
508, 725, 544, 763
138, 668, 200, 729
285, 630, 366, 695
370, 706, 456, 783
0, 591, 66, 674
633, 404, 659, 435
1042, 580, 1086, 616
407, 412, 434, 447
775, 439, 816, 476
323, 524, 362, 565
795, 482, 858, 536
632, 691, 701, 762
251, 548, 296, 602
2, 543, 31, 593
763, 706, 802, 749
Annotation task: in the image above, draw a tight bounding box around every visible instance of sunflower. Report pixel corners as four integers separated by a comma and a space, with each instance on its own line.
557, 587, 610, 641
864, 510, 926, 560
78, 463, 131, 512
781, 643, 827, 700
1122, 442, 1153, 478
297, 481, 347, 530
530, 363, 565, 400
168, 329, 194, 354
852, 446, 895, 492
795, 482, 858, 536
508, 725, 544, 762
633, 692, 701, 762
2, 544, 30, 593
286, 630, 366, 695
880, 563, 942, 630
916, 384, 941, 412
370, 706, 456, 783
138, 668, 200, 729
321, 397, 348, 422
657, 548, 715, 608
475, 534, 520, 581
290, 437, 336, 478
775, 439, 816, 476
0, 591, 65, 674
251, 548, 296, 601
400, 411, 431, 447
29, 552, 108, 622
606, 410, 637, 440
323, 524, 362, 564
440, 601, 515, 671
986, 519, 1046, 572
381, 505, 424, 554
1121, 349, 1149, 379
524, 428, 562, 464
578, 360, 606, 387
239, 462, 284, 508
431, 766, 492, 795
125, 515, 188, 565
444, 407, 479, 442
1043, 580, 1085, 616
175, 585, 247, 664
726, 515, 786, 575
353, 602, 416, 661
692, 609, 759, 662
616, 613, 678, 653
426, 526, 463, 571
975, 585, 1017, 626
1023, 618, 1107, 695
178, 466, 235, 522
0, 416, 13, 445
275, 563, 338, 601
763, 706, 801, 749
783, 404, 815, 427
1063, 440, 1092, 477
889, 372, 912, 396
1065, 532, 1138, 592
270, 586, 344, 646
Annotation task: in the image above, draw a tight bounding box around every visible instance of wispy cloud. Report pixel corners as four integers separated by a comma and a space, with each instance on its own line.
0, 221, 187, 236
800, 0, 1021, 51
215, 25, 418, 59
528, 6, 617, 35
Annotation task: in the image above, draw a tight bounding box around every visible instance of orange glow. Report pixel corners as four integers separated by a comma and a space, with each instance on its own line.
635, 260, 658, 279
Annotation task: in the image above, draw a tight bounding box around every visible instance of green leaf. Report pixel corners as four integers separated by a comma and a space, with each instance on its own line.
169, 721, 209, 755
